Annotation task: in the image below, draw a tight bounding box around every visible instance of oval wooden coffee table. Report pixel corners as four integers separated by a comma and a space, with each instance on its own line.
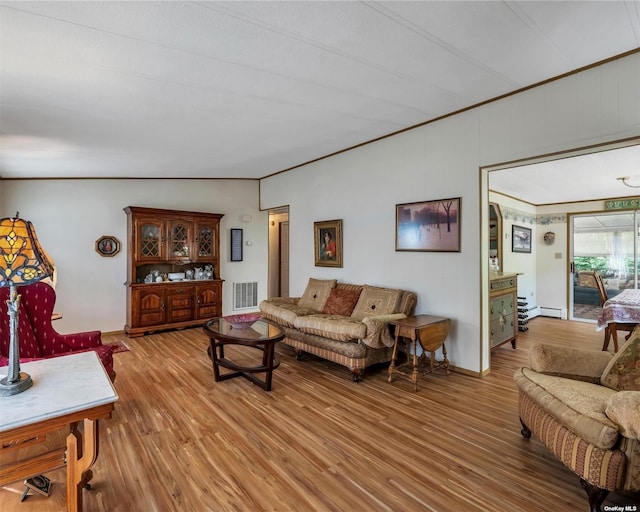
203, 317, 284, 391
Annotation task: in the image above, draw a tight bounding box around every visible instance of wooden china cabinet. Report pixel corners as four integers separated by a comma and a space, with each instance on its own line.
124, 206, 224, 337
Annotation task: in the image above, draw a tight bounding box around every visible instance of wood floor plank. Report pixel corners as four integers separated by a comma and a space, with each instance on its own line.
1, 317, 639, 511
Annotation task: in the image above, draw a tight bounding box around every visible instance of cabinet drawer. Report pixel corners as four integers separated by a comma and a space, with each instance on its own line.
490, 313, 515, 347
490, 295, 515, 320
167, 287, 195, 323
490, 277, 516, 291
196, 303, 220, 320
167, 295, 192, 309
168, 308, 194, 323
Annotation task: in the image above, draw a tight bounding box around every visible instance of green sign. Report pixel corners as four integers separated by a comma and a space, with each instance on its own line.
605, 198, 640, 210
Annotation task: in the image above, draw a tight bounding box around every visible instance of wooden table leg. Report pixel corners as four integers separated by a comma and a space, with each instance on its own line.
263, 342, 275, 392
441, 343, 450, 375
602, 325, 612, 352
603, 324, 619, 353
66, 418, 99, 512
388, 331, 401, 383
410, 338, 419, 391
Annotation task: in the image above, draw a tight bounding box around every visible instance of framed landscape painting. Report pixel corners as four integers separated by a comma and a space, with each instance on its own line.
314, 219, 343, 267
512, 225, 532, 253
396, 197, 461, 252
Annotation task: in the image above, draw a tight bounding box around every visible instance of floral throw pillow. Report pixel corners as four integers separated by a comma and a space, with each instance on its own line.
601, 328, 640, 391
322, 288, 362, 316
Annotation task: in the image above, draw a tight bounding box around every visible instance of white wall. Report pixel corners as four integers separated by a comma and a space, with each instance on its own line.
0, 179, 268, 334
261, 52, 640, 375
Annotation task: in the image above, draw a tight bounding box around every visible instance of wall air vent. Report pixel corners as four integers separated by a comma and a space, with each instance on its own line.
233, 282, 258, 310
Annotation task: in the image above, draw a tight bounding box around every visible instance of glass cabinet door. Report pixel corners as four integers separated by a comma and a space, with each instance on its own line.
169, 220, 192, 260
195, 223, 216, 260
137, 220, 164, 261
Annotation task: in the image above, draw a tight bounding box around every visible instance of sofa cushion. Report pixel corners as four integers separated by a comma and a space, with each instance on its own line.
282, 326, 370, 359
294, 314, 367, 342
514, 367, 619, 449
322, 287, 362, 316
351, 285, 402, 320
259, 299, 316, 328
297, 278, 337, 312
601, 329, 640, 391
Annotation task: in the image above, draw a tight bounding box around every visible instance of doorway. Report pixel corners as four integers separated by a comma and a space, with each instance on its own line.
570, 211, 639, 321
482, 138, 640, 374
268, 207, 290, 299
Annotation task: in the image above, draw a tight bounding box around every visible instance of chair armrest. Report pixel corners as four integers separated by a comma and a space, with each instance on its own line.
55, 330, 103, 349
528, 343, 613, 382
361, 313, 407, 349
606, 391, 640, 440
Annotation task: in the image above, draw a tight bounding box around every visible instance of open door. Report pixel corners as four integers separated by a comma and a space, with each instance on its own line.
268, 207, 290, 299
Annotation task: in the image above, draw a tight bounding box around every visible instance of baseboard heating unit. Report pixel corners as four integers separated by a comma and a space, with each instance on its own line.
539, 307, 562, 319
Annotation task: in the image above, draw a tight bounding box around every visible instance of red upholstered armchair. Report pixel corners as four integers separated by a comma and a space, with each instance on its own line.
0, 282, 115, 380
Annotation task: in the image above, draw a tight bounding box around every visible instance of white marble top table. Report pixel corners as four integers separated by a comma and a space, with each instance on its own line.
0, 351, 118, 432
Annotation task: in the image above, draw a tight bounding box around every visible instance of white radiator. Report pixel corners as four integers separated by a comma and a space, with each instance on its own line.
539, 307, 562, 318
233, 282, 258, 310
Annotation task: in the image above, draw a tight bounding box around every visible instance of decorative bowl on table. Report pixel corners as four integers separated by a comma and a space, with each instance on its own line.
168, 272, 186, 281
223, 313, 262, 329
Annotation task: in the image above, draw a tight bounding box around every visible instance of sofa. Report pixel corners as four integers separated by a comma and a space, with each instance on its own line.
514, 335, 640, 511
574, 270, 623, 306
259, 278, 416, 381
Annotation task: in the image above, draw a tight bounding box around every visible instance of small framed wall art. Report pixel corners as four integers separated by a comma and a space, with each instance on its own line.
512, 225, 532, 253
95, 235, 121, 257
395, 197, 461, 252
314, 219, 343, 267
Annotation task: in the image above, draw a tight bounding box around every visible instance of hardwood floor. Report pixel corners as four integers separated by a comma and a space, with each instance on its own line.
2, 317, 638, 511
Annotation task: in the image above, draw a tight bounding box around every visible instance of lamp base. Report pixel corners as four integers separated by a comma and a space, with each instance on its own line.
0, 371, 33, 396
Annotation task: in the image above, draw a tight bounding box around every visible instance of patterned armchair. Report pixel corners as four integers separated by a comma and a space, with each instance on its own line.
0, 282, 115, 380
514, 334, 640, 511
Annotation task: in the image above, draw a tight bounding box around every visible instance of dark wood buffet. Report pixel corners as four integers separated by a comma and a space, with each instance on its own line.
124, 206, 224, 337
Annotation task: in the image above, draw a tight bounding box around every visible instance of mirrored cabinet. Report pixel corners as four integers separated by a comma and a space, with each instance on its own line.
489, 203, 502, 270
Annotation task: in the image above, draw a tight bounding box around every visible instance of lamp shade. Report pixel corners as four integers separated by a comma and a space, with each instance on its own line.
0, 216, 54, 287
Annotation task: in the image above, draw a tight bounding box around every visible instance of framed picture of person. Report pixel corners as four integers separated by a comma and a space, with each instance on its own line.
314, 219, 343, 267
95, 235, 121, 257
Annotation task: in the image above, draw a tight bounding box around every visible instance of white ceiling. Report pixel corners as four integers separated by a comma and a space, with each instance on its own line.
1, 1, 639, 204
489, 142, 640, 205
